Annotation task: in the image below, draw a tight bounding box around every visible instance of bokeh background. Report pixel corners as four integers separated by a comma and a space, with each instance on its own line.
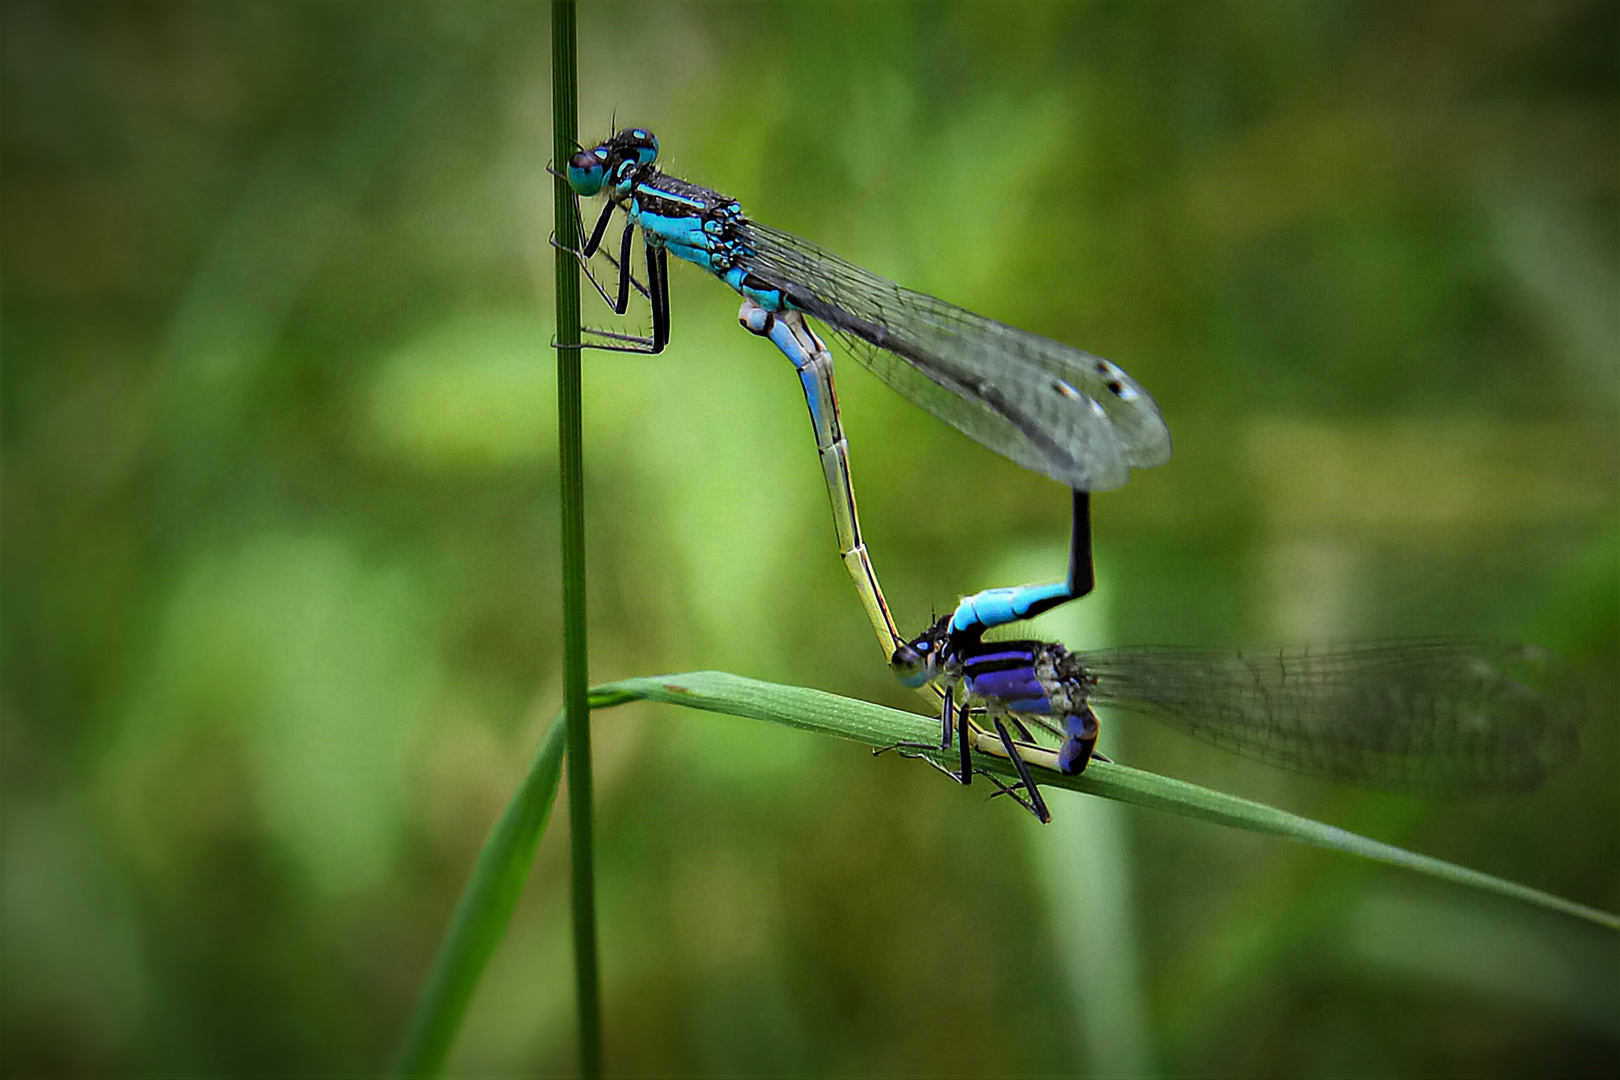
4, 1, 1616, 1075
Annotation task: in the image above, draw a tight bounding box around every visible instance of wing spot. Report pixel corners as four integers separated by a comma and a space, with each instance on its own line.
1053, 379, 1082, 400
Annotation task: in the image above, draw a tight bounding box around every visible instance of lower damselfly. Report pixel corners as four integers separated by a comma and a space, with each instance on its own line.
889, 627, 1583, 823
555, 128, 1168, 660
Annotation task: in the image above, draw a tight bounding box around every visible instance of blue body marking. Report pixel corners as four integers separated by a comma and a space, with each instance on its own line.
662, 241, 719, 271
633, 210, 710, 250
961, 647, 1054, 715
950, 581, 1073, 636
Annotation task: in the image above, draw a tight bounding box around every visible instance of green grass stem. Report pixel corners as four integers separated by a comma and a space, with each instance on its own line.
550, 3, 601, 1076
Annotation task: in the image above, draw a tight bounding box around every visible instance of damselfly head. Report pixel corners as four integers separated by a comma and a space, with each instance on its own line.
891, 615, 954, 688
568, 129, 660, 198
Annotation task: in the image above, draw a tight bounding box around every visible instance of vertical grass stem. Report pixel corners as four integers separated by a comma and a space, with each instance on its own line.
550, 3, 601, 1076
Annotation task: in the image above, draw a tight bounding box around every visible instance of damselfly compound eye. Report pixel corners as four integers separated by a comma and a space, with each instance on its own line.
568, 151, 606, 196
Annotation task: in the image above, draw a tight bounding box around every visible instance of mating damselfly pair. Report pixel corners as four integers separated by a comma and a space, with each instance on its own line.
555, 127, 1582, 821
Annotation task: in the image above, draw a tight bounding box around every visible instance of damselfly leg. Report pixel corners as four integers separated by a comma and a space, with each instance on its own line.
987, 716, 1052, 823
555, 226, 670, 354
548, 168, 653, 313
873, 683, 974, 782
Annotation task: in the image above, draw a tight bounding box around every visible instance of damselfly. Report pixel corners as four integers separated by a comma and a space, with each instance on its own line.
890, 627, 1583, 823
556, 128, 1169, 658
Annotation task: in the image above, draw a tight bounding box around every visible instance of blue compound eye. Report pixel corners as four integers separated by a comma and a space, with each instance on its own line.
567, 150, 605, 196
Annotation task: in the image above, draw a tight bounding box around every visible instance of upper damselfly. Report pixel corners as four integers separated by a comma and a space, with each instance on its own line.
556, 128, 1168, 658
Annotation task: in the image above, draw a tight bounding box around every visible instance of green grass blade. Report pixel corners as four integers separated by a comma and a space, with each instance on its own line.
390, 712, 569, 1078
596, 671, 1619, 931
392, 669, 1609, 1073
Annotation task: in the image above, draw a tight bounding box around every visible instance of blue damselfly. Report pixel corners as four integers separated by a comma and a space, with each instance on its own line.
890, 627, 1583, 822
557, 128, 1168, 658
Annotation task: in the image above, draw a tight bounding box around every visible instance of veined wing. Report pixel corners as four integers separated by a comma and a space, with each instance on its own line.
736, 220, 1172, 491
1077, 640, 1583, 792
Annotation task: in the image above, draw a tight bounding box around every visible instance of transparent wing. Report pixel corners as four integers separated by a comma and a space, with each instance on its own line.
736, 220, 1172, 491
1077, 641, 1583, 792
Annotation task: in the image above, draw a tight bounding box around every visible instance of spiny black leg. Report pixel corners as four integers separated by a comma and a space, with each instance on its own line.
613, 218, 636, 313
573, 199, 624, 308
554, 337, 658, 354
552, 234, 651, 314
556, 322, 659, 354
553, 198, 652, 309
580, 327, 658, 345
599, 247, 650, 300
874, 684, 974, 786
570, 193, 649, 302
648, 242, 671, 352
565, 236, 670, 355
873, 742, 967, 785
991, 717, 1051, 823
1008, 716, 1036, 743
582, 199, 616, 258
956, 693, 973, 785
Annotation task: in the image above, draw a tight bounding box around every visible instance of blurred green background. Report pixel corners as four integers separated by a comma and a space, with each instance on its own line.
4, 2, 1616, 1075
